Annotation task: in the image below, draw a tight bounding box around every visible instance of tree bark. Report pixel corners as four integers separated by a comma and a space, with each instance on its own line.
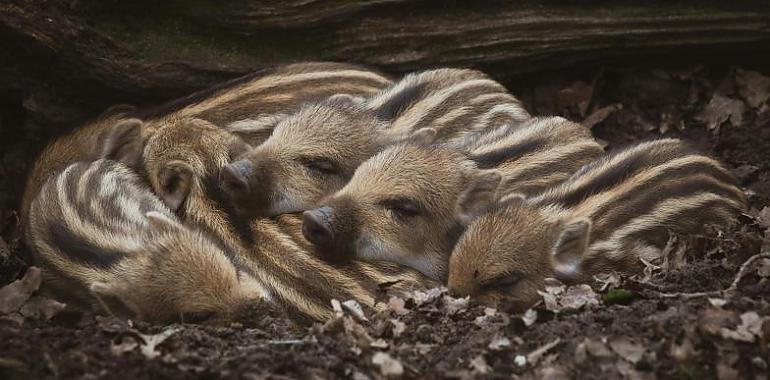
1, 0, 769, 126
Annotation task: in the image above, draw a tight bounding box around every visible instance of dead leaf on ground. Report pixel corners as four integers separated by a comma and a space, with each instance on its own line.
695, 94, 745, 131
19, 295, 65, 321
522, 308, 537, 327
342, 299, 369, 322
473, 307, 498, 328
582, 104, 622, 129
698, 308, 738, 336
736, 69, 770, 108
575, 338, 614, 364
370, 339, 389, 349
594, 272, 621, 292
540, 283, 600, 313
372, 352, 403, 377
708, 298, 728, 308
719, 312, 765, 343
389, 319, 406, 338
559, 285, 600, 311
443, 294, 469, 315
387, 296, 408, 315
609, 336, 646, 364
488, 335, 512, 351
659, 112, 685, 134
139, 327, 181, 359
408, 288, 444, 306
470, 355, 491, 375
0, 267, 42, 315
527, 338, 561, 366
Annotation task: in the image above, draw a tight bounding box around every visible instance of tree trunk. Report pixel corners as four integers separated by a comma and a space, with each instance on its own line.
1, 0, 769, 125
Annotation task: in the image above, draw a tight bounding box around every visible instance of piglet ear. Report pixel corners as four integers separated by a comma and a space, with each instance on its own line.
157, 161, 194, 213
455, 169, 502, 226
408, 127, 438, 146
498, 192, 526, 207
551, 218, 592, 279
100, 118, 144, 167
226, 113, 287, 142
90, 282, 138, 320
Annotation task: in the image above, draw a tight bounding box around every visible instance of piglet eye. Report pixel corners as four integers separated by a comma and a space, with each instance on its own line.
182, 311, 216, 324
381, 198, 422, 219
485, 272, 522, 289
299, 157, 338, 175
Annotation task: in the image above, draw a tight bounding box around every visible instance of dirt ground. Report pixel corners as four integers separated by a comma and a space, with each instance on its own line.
1, 64, 769, 379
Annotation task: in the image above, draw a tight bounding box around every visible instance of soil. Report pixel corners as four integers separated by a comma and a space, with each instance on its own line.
1, 64, 769, 379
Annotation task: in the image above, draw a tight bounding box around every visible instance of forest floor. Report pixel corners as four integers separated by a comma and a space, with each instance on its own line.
1, 64, 769, 379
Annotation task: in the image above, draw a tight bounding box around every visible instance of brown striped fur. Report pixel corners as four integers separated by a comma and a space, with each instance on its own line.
447, 138, 747, 311
141, 120, 435, 323
220, 68, 530, 217
26, 159, 268, 324
21, 62, 392, 227
302, 117, 602, 281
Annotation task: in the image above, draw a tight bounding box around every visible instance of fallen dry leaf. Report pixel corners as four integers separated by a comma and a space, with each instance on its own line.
582, 104, 622, 129
736, 69, 770, 108
740, 312, 763, 337
575, 338, 614, 364
387, 296, 408, 315
594, 272, 621, 292
443, 294, 469, 315
370, 339, 389, 349
110, 335, 140, 356
390, 319, 406, 338
473, 307, 498, 328
488, 335, 511, 351
609, 336, 646, 364
698, 308, 738, 336
342, 300, 369, 322
527, 338, 561, 366
695, 93, 745, 131
372, 352, 403, 377
408, 288, 444, 306
522, 308, 538, 327
139, 327, 181, 359
18, 295, 65, 321
708, 298, 728, 308
470, 355, 491, 375
559, 285, 600, 311
0, 267, 42, 315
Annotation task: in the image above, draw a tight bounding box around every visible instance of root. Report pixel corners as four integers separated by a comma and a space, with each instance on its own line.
650, 252, 770, 299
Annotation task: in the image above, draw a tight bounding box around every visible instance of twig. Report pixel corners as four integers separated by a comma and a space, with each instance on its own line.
655, 252, 770, 299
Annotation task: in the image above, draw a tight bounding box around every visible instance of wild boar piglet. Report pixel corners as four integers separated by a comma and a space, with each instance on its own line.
219, 68, 530, 217
302, 116, 603, 280
26, 159, 267, 324
447, 138, 747, 311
